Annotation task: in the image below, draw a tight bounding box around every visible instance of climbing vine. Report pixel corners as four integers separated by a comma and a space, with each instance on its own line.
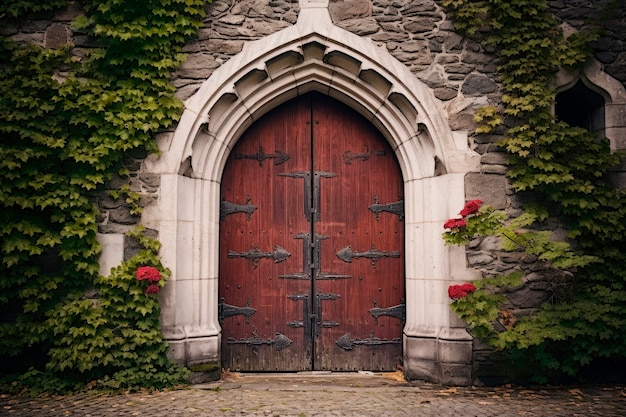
442, 0, 626, 381
0, 0, 205, 391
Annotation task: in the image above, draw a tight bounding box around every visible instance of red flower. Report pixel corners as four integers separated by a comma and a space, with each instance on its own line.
460, 283, 477, 293
448, 283, 476, 300
145, 283, 160, 295
136, 266, 162, 282
459, 199, 483, 217
443, 218, 467, 229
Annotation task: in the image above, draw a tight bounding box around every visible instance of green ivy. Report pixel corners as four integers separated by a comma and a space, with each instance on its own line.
442, 0, 626, 381
6, 228, 188, 394
44, 228, 188, 393
0, 0, 205, 391
445, 204, 596, 352
0, 0, 67, 18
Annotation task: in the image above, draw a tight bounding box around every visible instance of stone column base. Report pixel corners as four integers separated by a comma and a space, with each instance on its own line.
403, 332, 474, 385
164, 327, 221, 380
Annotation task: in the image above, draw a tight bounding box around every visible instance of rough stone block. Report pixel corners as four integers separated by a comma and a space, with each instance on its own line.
480, 152, 508, 165
188, 362, 221, 383
438, 340, 473, 364
508, 287, 551, 309
608, 172, 626, 189
464, 173, 508, 209
186, 336, 220, 366
439, 363, 473, 385
96, 233, 124, 277
167, 340, 187, 366
403, 357, 439, 383
329, 0, 371, 20
44, 23, 70, 49
481, 164, 508, 175
461, 74, 499, 95
404, 336, 437, 361
336, 18, 379, 35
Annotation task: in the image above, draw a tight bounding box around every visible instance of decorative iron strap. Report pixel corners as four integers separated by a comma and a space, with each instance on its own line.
228, 244, 291, 268
335, 245, 400, 268
227, 329, 293, 352
314, 292, 340, 332
235, 146, 290, 166
368, 194, 404, 221
278, 171, 336, 222
313, 234, 352, 280
220, 196, 257, 221
287, 291, 342, 339
317, 292, 341, 300
218, 298, 257, 323
279, 233, 312, 280
287, 294, 310, 330
335, 331, 402, 351
280, 234, 351, 280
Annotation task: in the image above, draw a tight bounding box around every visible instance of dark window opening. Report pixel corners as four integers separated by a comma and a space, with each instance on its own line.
555, 80, 605, 134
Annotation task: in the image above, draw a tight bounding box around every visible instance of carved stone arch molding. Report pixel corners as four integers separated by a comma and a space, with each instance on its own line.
140, 0, 481, 384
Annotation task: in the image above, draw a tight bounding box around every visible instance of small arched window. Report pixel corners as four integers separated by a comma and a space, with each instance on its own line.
555, 79, 606, 135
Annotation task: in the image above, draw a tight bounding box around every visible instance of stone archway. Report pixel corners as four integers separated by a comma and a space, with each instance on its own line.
142, 0, 481, 384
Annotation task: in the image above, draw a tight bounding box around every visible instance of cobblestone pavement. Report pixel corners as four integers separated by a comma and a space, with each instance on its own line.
2, 372, 626, 416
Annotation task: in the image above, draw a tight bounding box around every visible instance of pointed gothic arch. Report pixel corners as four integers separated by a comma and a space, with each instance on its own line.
556, 59, 626, 151
141, 2, 481, 383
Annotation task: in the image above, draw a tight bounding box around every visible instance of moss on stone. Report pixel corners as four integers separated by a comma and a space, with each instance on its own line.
188, 362, 220, 373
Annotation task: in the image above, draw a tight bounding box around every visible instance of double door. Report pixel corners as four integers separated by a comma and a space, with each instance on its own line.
219, 93, 404, 371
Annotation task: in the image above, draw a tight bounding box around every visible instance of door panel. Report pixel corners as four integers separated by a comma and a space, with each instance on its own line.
312, 97, 404, 370
219, 95, 312, 371
219, 93, 404, 372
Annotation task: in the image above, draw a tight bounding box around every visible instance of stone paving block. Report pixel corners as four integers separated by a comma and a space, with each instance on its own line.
2, 373, 626, 417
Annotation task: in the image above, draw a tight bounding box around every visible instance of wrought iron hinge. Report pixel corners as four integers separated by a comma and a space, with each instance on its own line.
218, 298, 256, 323
369, 300, 406, 324
336, 245, 400, 268
228, 244, 291, 268
220, 196, 257, 221
368, 194, 404, 221
227, 328, 293, 356
235, 146, 290, 166
335, 330, 402, 351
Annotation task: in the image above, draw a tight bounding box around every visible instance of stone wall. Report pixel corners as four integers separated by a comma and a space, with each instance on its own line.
173, 0, 300, 101
3, 0, 625, 384
330, 0, 501, 132
551, 0, 626, 86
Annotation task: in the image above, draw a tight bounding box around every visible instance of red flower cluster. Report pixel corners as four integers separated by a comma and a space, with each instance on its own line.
444, 200, 484, 230
136, 266, 162, 282
443, 218, 467, 229
459, 199, 483, 218
448, 283, 477, 300
136, 266, 162, 295
145, 283, 160, 294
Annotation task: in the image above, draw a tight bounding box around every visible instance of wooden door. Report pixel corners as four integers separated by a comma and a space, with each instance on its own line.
219, 93, 404, 371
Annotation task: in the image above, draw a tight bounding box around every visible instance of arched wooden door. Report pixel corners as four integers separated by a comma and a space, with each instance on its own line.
219, 93, 404, 371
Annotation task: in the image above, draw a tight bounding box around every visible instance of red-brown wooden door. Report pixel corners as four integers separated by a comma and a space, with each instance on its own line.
219, 93, 404, 371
